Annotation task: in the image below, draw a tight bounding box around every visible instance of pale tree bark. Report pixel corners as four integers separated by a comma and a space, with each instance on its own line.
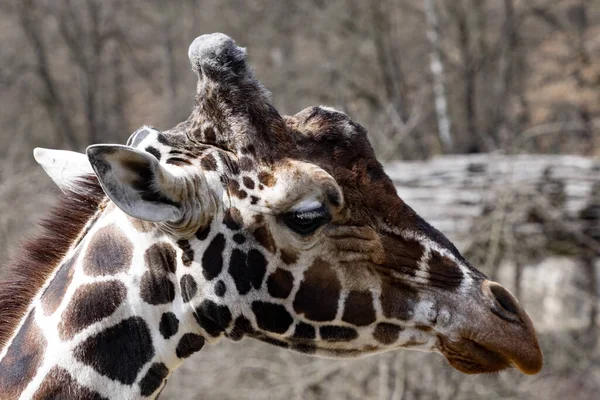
423, 0, 453, 150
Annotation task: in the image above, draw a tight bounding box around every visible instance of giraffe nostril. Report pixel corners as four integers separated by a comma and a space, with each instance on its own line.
482, 280, 522, 318
490, 284, 519, 314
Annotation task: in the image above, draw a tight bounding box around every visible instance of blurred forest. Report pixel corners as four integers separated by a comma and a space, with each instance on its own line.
0, 0, 599, 399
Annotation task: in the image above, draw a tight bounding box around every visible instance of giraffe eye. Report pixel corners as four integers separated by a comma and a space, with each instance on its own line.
281, 206, 331, 236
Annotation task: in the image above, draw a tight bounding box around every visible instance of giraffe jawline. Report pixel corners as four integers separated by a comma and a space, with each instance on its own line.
249, 332, 382, 358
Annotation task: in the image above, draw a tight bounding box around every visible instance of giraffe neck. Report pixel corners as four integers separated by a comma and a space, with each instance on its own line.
0, 205, 212, 400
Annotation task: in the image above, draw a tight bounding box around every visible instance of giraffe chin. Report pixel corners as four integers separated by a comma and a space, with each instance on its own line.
440, 335, 544, 375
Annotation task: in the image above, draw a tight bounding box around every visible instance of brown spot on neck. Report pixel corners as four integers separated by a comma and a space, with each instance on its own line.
34, 367, 107, 400
40, 248, 81, 316
74, 317, 155, 385
58, 280, 128, 340
146, 242, 178, 274
0, 312, 47, 399
84, 225, 134, 276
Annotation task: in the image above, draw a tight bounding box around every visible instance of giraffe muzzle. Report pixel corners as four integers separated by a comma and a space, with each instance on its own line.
439, 280, 543, 375
480, 280, 543, 374
443, 280, 543, 375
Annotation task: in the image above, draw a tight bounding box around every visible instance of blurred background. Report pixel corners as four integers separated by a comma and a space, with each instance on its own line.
0, 0, 599, 399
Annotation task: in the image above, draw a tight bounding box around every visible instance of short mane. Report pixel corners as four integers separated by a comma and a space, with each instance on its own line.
0, 175, 105, 350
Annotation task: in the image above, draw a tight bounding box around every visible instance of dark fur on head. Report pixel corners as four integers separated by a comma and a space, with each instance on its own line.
0, 176, 105, 350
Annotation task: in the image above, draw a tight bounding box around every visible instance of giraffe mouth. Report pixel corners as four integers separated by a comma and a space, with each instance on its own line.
439, 338, 512, 374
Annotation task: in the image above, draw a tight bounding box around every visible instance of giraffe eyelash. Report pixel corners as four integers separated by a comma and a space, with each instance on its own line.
291, 199, 323, 213
280, 206, 331, 235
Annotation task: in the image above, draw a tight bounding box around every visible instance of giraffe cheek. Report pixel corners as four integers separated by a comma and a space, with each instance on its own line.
427, 251, 464, 290
341, 291, 376, 326
379, 281, 418, 321
293, 322, 316, 340
251, 301, 293, 334
320, 325, 359, 342
227, 249, 267, 296
373, 323, 404, 345
292, 259, 341, 322
266, 268, 294, 299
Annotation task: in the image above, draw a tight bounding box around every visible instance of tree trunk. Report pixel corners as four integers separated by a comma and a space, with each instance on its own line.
18, 0, 79, 149
159, 1, 178, 125
424, 0, 453, 150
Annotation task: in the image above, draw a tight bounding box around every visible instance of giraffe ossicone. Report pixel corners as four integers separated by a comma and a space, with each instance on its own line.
1, 33, 542, 399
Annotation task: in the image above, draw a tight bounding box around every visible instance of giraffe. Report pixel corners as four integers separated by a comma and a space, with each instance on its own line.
0, 33, 543, 399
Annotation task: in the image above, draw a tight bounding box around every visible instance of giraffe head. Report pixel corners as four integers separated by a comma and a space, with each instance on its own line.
40, 34, 542, 375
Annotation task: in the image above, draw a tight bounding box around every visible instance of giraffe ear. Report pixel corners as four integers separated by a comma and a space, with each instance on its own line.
86, 144, 182, 223
34, 148, 95, 194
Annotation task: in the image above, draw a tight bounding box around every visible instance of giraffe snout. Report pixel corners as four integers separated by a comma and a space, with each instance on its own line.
439, 279, 543, 375
479, 280, 543, 375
